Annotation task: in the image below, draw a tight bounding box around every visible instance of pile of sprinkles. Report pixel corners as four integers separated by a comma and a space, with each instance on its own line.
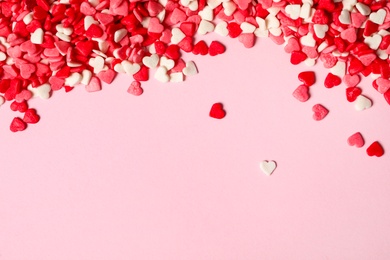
0, 0, 388, 155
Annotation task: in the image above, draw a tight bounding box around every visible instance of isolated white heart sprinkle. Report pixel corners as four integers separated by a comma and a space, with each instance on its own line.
260, 160, 277, 176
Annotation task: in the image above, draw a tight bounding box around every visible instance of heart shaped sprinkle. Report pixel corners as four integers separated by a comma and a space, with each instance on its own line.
312, 104, 329, 121
348, 132, 364, 148
259, 160, 277, 176
298, 71, 316, 87
346, 87, 362, 102
293, 85, 310, 102
209, 103, 226, 119
324, 73, 342, 88
10, 117, 27, 132
23, 109, 40, 124
354, 95, 372, 111
366, 141, 384, 157
127, 81, 143, 96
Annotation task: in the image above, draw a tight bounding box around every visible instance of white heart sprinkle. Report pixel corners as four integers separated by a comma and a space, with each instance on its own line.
142, 54, 159, 69
354, 95, 372, 111
170, 27, 186, 44
197, 19, 215, 35
182, 61, 198, 76
28, 83, 51, 99
369, 9, 386, 25
223, 1, 236, 16
214, 21, 229, 36
154, 66, 170, 83
339, 10, 351, 25
285, 4, 301, 20
260, 160, 277, 176
30, 28, 44, 44
198, 6, 213, 21
240, 22, 256, 33
356, 2, 371, 16
330, 61, 346, 78
299, 3, 311, 19
159, 56, 175, 70
114, 28, 128, 43
364, 34, 382, 50
300, 32, 316, 47
80, 69, 93, 85
65, 72, 82, 87
313, 24, 328, 39
170, 72, 184, 82
122, 60, 141, 76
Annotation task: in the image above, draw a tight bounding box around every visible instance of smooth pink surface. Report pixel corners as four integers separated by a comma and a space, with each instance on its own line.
1, 37, 390, 259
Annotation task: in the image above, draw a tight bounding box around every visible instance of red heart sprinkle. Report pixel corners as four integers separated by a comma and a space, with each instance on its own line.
290, 51, 307, 65
10, 117, 27, 132
298, 71, 316, 87
209, 103, 226, 119
23, 108, 40, 124
324, 73, 342, 88
346, 87, 362, 102
209, 41, 226, 56
192, 40, 209, 55
366, 141, 384, 157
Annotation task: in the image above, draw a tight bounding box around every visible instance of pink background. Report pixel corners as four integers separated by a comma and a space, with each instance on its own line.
1, 36, 390, 259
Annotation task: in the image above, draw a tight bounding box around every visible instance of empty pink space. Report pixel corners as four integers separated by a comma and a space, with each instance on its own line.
1, 37, 390, 259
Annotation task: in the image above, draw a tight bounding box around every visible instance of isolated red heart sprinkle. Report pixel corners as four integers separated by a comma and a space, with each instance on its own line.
366, 141, 384, 157
209, 103, 226, 119
298, 71, 316, 87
